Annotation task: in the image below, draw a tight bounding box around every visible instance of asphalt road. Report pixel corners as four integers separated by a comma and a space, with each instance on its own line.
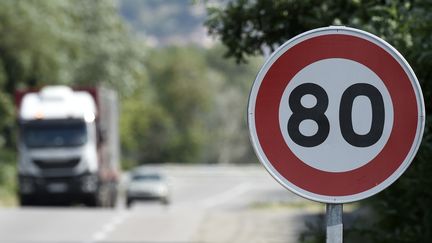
0, 165, 317, 243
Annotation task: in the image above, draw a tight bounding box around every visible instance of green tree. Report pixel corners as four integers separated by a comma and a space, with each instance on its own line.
145, 46, 212, 163
202, 45, 261, 164
0, 0, 79, 148
120, 44, 262, 166
205, 0, 411, 63
120, 86, 176, 167
205, 0, 432, 242
0, 0, 148, 145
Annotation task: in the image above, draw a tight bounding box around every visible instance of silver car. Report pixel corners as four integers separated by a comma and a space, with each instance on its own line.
126, 170, 170, 207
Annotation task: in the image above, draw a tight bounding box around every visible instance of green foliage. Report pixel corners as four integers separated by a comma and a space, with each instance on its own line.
205, 0, 432, 241
0, 0, 147, 144
206, 0, 411, 63
0, 0, 139, 89
0, 0, 149, 91
120, 90, 176, 168
0, 148, 17, 205
147, 47, 210, 162
364, 120, 432, 242
120, 45, 262, 166
201, 45, 261, 164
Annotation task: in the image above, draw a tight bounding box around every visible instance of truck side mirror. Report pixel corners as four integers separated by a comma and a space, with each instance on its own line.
97, 127, 107, 144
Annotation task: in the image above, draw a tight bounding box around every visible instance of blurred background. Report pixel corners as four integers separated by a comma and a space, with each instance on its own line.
0, 0, 432, 242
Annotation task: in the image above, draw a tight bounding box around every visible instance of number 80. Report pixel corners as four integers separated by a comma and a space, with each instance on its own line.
288, 83, 385, 148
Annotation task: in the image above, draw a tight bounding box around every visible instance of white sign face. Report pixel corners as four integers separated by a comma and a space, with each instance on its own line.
248, 26, 425, 203
279, 58, 394, 172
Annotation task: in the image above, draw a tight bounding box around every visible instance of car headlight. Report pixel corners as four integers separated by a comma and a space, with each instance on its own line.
156, 185, 168, 195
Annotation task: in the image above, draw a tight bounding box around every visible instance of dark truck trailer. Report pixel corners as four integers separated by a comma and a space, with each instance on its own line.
15, 86, 120, 207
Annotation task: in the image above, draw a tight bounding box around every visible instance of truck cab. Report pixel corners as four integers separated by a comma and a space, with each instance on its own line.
16, 86, 119, 207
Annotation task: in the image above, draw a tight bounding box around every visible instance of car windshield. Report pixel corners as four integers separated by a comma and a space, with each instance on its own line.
22, 121, 87, 148
132, 174, 162, 181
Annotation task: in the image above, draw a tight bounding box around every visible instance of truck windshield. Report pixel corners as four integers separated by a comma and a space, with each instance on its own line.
22, 121, 87, 148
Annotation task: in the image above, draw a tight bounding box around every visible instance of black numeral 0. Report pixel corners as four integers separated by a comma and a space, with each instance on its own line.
288, 83, 330, 147
339, 83, 385, 147
287, 83, 385, 148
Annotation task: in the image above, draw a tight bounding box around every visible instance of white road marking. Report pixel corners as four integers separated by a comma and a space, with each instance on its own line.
86, 211, 130, 243
199, 182, 252, 208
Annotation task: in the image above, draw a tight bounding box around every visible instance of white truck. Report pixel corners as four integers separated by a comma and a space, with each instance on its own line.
15, 86, 120, 207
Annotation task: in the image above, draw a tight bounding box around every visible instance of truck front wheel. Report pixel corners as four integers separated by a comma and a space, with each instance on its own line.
126, 198, 133, 208
84, 195, 98, 207
19, 194, 35, 206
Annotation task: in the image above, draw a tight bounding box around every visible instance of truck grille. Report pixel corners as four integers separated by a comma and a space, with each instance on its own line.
33, 158, 80, 169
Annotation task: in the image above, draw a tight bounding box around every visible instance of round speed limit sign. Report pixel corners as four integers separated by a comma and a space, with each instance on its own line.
248, 26, 425, 203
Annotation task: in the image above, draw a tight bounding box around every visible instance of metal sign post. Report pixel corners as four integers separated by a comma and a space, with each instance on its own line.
326, 204, 343, 243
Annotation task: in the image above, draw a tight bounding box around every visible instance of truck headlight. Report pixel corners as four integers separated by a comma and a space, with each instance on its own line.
20, 178, 34, 194
81, 174, 98, 193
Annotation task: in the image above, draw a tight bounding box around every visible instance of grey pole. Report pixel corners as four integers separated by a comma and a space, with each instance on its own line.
326, 203, 343, 243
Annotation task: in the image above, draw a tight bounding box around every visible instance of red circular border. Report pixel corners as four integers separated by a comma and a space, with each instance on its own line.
254, 34, 418, 196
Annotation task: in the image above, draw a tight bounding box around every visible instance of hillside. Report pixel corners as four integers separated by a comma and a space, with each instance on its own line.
119, 0, 212, 46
